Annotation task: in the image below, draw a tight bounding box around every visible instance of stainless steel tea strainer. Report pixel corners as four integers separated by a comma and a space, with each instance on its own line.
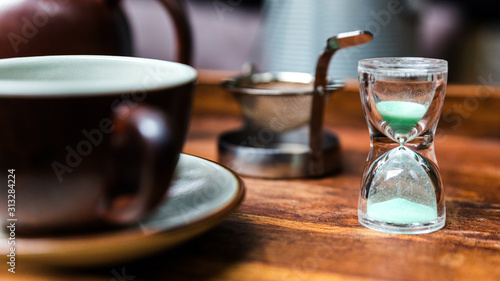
219, 30, 374, 178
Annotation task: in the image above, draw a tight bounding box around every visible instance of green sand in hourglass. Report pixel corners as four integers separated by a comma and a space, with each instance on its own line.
367, 101, 438, 225
376, 101, 428, 135
368, 198, 437, 224
366, 147, 438, 224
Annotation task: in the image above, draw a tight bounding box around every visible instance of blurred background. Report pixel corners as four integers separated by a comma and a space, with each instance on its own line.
0, 0, 497, 84
123, 0, 500, 84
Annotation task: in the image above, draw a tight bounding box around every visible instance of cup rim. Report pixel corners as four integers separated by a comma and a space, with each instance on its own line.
0, 55, 197, 97
358, 57, 448, 74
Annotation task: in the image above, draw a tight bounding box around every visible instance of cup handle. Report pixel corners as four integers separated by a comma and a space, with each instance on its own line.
155, 0, 193, 65
99, 105, 177, 224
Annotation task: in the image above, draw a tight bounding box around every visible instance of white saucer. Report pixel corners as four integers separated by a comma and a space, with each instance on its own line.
0, 154, 245, 267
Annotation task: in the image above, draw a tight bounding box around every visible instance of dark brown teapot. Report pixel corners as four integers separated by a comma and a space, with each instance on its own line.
0, 0, 192, 64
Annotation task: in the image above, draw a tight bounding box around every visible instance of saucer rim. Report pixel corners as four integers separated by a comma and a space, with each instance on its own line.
2, 153, 245, 266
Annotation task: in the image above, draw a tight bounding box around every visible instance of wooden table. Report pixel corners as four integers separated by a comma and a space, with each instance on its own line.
5, 74, 500, 281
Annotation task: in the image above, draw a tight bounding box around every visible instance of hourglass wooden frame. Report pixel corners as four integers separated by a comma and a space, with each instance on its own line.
358, 57, 448, 234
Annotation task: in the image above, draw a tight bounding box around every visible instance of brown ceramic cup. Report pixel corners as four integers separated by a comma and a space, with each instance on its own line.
0, 55, 196, 236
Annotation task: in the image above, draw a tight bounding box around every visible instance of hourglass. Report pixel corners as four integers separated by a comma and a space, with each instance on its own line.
358, 58, 448, 234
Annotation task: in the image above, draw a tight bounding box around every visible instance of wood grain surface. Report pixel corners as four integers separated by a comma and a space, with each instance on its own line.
3, 74, 500, 281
